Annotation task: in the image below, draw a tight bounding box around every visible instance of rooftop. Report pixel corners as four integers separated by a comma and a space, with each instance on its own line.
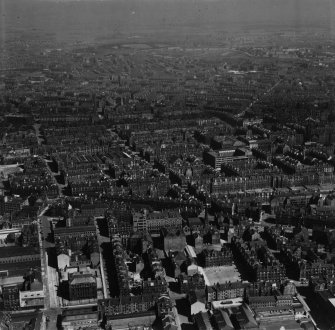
0, 246, 40, 259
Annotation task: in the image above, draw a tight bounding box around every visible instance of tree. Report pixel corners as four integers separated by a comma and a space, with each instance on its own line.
5, 233, 15, 244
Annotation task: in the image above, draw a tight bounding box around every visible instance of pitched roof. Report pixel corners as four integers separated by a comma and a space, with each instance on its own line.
193, 312, 213, 330
213, 309, 234, 330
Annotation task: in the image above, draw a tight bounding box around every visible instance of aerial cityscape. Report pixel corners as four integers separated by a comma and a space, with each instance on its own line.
1, 0, 335, 329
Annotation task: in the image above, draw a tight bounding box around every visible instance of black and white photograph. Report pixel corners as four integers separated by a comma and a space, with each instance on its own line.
0, 0, 335, 329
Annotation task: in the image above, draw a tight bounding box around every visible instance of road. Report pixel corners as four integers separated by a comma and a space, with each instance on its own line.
238, 78, 283, 118
38, 207, 62, 330
37, 216, 50, 308
46, 253, 61, 309
33, 123, 44, 146
39, 215, 61, 308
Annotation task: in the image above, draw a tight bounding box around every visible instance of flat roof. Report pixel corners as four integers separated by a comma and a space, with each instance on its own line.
289, 186, 306, 191
0, 275, 24, 286
54, 225, 96, 234
0, 246, 40, 259
212, 297, 243, 309
0, 260, 41, 273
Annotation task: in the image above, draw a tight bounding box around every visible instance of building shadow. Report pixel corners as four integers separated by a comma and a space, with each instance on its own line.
181, 323, 196, 330
57, 280, 69, 300
152, 317, 163, 330
101, 242, 119, 297
46, 247, 58, 268
56, 314, 62, 330
176, 298, 190, 318
168, 281, 180, 293
45, 231, 54, 244
96, 218, 109, 238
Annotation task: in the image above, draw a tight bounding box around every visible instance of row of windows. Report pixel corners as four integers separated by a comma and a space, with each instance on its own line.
107, 304, 154, 313
56, 232, 96, 239
0, 256, 40, 263
22, 293, 42, 298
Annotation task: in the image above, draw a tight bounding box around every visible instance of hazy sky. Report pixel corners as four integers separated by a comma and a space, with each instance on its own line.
1, 0, 335, 42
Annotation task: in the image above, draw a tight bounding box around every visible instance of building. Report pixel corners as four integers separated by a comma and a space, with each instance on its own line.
276, 294, 293, 307
215, 281, 246, 300
0, 196, 24, 216
56, 243, 70, 271
53, 225, 96, 242
157, 294, 174, 317
189, 290, 207, 315
193, 311, 213, 330
300, 261, 335, 281
204, 149, 236, 169
61, 306, 99, 330
178, 273, 205, 293
230, 304, 258, 329
19, 279, 44, 308
199, 247, 233, 268
212, 309, 234, 330
206, 286, 217, 303
142, 277, 168, 296
2, 284, 20, 311
133, 209, 183, 233
98, 294, 157, 329
0, 311, 11, 330
163, 229, 187, 252
0, 246, 41, 279
248, 296, 276, 309
81, 203, 108, 218
68, 271, 97, 301
162, 313, 179, 330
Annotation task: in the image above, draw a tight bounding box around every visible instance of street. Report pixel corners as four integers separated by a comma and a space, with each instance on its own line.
38, 208, 62, 329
